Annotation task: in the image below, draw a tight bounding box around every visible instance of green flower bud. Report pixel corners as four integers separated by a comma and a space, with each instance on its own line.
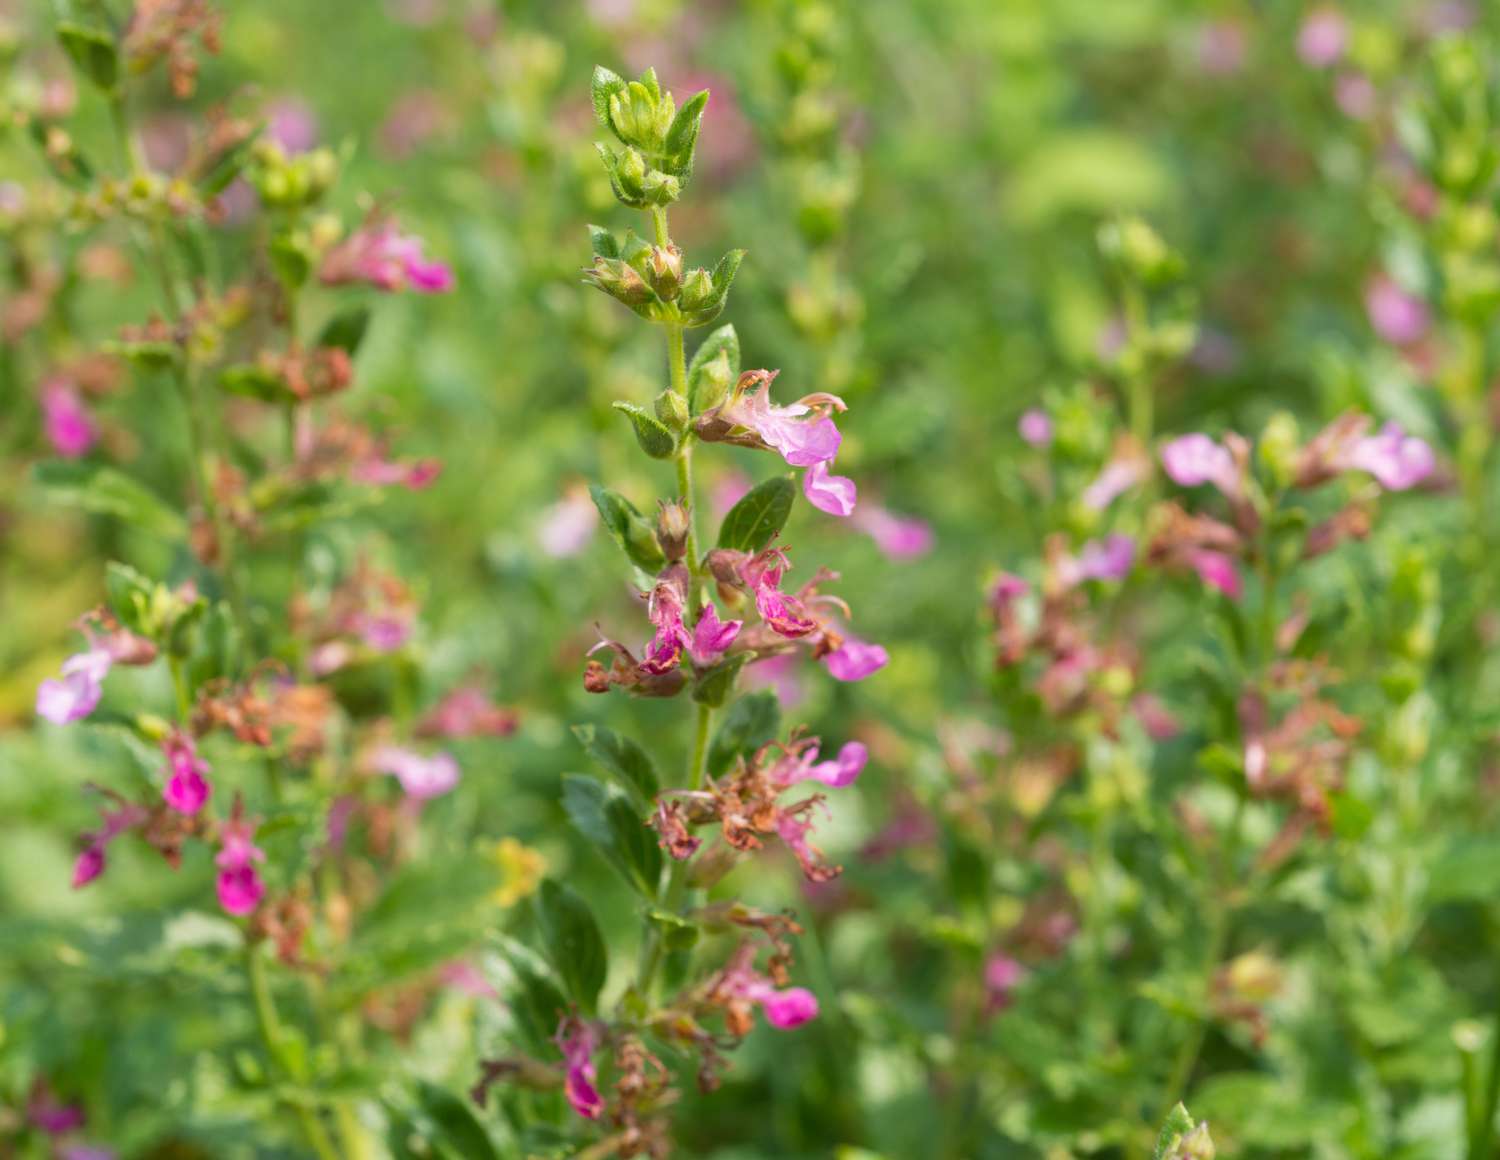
1258, 411, 1301, 491
654, 388, 689, 434
678, 267, 714, 312
583, 256, 655, 306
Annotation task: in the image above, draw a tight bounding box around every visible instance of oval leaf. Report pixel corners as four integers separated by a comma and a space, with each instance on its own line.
718, 474, 795, 553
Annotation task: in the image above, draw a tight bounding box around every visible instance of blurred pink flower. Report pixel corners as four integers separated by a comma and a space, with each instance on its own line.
823, 637, 889, 682
215, 810, 266, 917
1298, 8, 1348, 67
162, 732, 213, 815
855, 505, 934, 559
36, 648, 112, 724
1082, 448, 1150, 510
1335, 72, 1377, 120
266, 98, 318, 153
712, 469, 753, 519
744, 652, 804, 706
752, 985, 819, 1029
1070, 534, 1135, 583
372, 746, 461, 800
1018, 408, 1054, 447
538, 487, 598, 557
42, 380, 97, 458
1365, 275, 1430, 346
72, 799, 147, 889
1188, 549, 1243, 600
1195, 18, 1248, 77
1348, 422, 1435, 491
1161, 433, 1238, 494
773, 739, 868, 789
320, 218, 454, 293
555, 1016, 604, 1120
984, 952, 1025, 1014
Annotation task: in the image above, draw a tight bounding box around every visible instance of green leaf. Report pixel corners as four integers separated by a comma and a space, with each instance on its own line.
104, 562, 156, 635
572, 723, 660, 804
588, 485, 666, 574
32, 461, 185, 538
533, 881, 607, 1013
692, 652, 748, 707
687, 323, 739, 413
486, 937, 568, 1054
707, 691, 781, 776
664, 89, 709, 171
562, 775, 662, 897
591, 65, 627, 132
587, 224, 620, 259
198, 127, 262, 196
56, 20, 118, 91
1152, 1103, 1197, 1160
612, 401, 677, 459
718, 474, 795, 552
416, 1081, 501, 1160
316, 305, 371, 355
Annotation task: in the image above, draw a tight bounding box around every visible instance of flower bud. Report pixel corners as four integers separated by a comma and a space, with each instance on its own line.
1257, 411, 1300, 491
654, 388, 689, 434
679, 268, 714, 312
646, 244, 682, 299
656, 500, 691, 562
643, 169, 682, 206
617, 147, 647, 197
583, 256, 654, 306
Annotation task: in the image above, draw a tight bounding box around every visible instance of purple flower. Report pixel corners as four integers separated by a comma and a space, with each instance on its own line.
71, 799, 146, 890
984, 952, 1026, 1014
357, 611, 413, 652
372, 746, 461, 799
775, 740, 868, 789
714, 371, 846, 467
555, 1017, 604, 1120
741, 549, 817, 638
27, 1083, 85, 1135
36, 648, 112, 724
42, 380, 97, 458
215, 812, 267, 917
802, 459, 858, 517
1072, 534, 1136, 583
1298, 7, 1348, 67
854, 505, 934, 560
753, 985, 820, 1029
1082, 448, 1150, 511
1348, 422, 1435, 490
72, 845, 106, 889
989, 572, 1030, 611
1018, 409, 1054, 447
1161, 433, 1238, 494
162, 733, 213, 815
1188, 550, 1243, 600
320, 217, 454, 294
1365, 275, 1430, 346
266, 98, 319, 153
688, 603, 742, 666
823, 637, 888, 681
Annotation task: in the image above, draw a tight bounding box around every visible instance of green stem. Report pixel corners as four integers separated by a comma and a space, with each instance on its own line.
1475, 950, 1500, 1160
651, 205, 670, 249
246, 945, 340, 1160
167, 656, 191, 721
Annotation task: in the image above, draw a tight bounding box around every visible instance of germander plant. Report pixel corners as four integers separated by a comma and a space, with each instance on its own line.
469, 64, 888, 1156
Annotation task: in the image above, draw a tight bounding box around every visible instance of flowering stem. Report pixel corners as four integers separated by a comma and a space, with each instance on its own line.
245, 944, 340, 1160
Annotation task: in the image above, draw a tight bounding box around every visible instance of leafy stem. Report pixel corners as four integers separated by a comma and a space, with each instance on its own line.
245, 944, 340, 1160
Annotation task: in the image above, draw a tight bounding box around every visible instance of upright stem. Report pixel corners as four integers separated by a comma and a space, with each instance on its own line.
246, 944, 340, 1160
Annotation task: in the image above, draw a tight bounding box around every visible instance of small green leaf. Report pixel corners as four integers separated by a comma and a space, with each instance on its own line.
718, 474, 795, 552
589, 485, 666, 574
613, 401, 678, 459
197, 128, 262, 196
687, 323, 739, 412
533, 880, 607, 1013
562, 775, 662, 897
487, 937, 569, 1054
104, 562, 155, 635
692, 653, 748, 707
316, 305, 371, 355
591, 65, 628, 132
707, 691, 781, 776
416, 1081, 501, 1160
56, 20, 118, 91
587, 224, 620, 259
664, 89, 709, 171
572, 723, 660, 804
32, 461, 185, 538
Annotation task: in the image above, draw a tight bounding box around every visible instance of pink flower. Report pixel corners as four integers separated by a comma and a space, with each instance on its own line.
27, 1083, 85, 1135
855, 505, 934, 559
1188, 549, 1243, 600
266, 98, 319, 153
537, 488, 599, 558
1195, 18, 1248, 77
1365, 275, 1430, 346
162, 733, 212, 815
349, 454, 443, 491
320, 218, 454, 294
36, 648, 112, 724
417, 686, 517, 739
990, 572, 1030, 611
1082, 449, 1150, 511
1297, 7, 1348, 67
743, 652, 804, 706
741, 549, 817, 638
753, 985, 820, 1029
1161, 433, 1239, 494
712, 470, 753, 518
984, 953, 1026, 1014
372, 746, 461, 799
1335, 72, 1377, 120
688, 603, 742, 666
1018, 408, 1054, 447
1348, 422, 1435, 490
70, 799, 146, 890
802, 459, 858, 517
774, 739, 868, 789
714, 371, 845, 466
215, 811, 267, 917
1072, 534, 1135, 583
356, 611, 413, 652
555, 1017, 604, 1120
42, 380, 97, 458
439, 960, 499, 1000
823, 637, 889, 681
